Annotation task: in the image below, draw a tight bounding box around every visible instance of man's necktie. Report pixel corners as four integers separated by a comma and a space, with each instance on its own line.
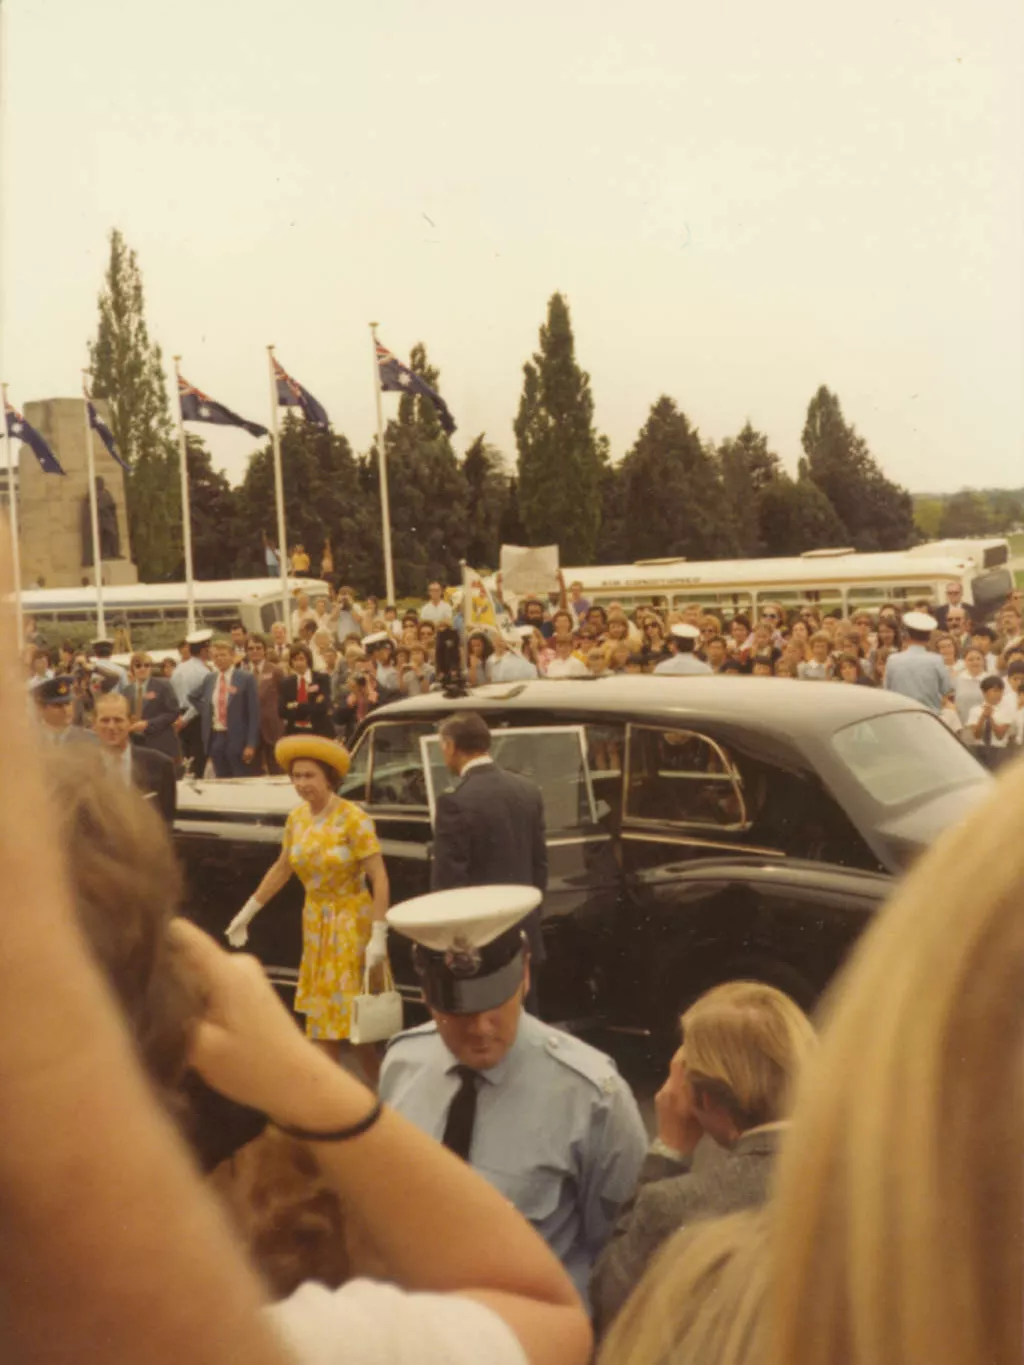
983, 715, 993, 747
442, 1065, 480, 1162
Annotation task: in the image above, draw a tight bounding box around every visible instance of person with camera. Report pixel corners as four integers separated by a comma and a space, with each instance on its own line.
332, 651, 400, 743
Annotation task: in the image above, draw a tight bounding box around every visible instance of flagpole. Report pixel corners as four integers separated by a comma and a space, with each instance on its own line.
81, 373, 106, 639
172, 356, 197, 634
369, 322, 396, 607
0, 383, 23, 643
266, 346, 292, 640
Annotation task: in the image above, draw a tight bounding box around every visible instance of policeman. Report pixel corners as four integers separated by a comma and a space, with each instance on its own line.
883, 611, 953, 712
653, 623, 712, 675
32, 675, 98, 744
171, 628, 214, 777
381, 885, 648, 1304
89, 636, 128, 686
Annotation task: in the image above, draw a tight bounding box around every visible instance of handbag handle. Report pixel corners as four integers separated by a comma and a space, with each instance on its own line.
361, 961, 396, 996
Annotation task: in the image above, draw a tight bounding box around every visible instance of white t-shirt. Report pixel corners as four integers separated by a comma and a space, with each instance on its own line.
266, 1279, 527, 1365
966, 702, 1011, 747
420, 600, 454, 626
546, 654, 589, 678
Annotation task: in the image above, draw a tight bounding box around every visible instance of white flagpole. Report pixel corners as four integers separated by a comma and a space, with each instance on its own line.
81, 374, 106, 639
0, 383, 23, 643
369, 322, 396, 607
172, 357, 197, 634
266, 346, 292, 640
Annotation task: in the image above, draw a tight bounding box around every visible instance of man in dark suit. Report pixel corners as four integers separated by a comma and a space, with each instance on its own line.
123, 653, 182, 770
93, 693, 177, 823
243, 633, 285, 773
188, 638, 261, 778
431, 712, 547, 1008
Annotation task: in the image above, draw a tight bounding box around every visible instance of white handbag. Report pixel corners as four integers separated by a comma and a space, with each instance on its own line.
350, 963, 404, 1046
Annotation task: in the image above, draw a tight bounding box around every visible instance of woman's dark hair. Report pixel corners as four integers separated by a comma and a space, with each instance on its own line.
719, 658, 745, 674
289, 644, 314, 671
730, 614, 751, 632
467, 631, 494, 660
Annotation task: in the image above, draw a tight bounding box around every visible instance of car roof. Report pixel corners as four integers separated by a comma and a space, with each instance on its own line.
368, 675, 926, 738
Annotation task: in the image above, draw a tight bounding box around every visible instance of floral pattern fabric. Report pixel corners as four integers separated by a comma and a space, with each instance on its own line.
287, 800, 380, 1040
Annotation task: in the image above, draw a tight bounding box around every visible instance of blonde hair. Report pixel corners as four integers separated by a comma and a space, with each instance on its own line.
768, 757, 1024, 1365
681, 981, 816, 1130
599, 1209, 769, 1365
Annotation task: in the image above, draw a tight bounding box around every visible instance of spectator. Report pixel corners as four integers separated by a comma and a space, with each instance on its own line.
883, 611, 952, 712
269, 619, 290, 663
873, 616, 902, 658
466, 630, 494, 687
401, 645, 435, 695
591, 980, 816, 1331
931, 578, 965, 631
332, 587, 363, 643
420, 580, 454, 627
944, 606, 971, 655
290, 591, 316, 638
705, 635, 730, 672
750, 653, 774, 677
311, 628, 334, 674
835, 652, 873, 686
487, 630, 540, 682
655, 624, 712, 675
245, 634, 286, 774
872, 646, 894, 686
607, 642, 633, 674
968, 624, 1000, 674
567, 579, 591, 622
230, 621, 249, 660
188, 638, 261, 778
333, 652, 399, 741
363, 632, 400, 691
123, 653, 183, 769
279, 644, 334, 740
547, 636, 590, 679
289, 542, 310, 574
518, 597, 553, 640
967, 675, 1012, 769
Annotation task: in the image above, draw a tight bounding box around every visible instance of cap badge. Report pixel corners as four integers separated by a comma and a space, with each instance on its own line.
444, 935, 482, 978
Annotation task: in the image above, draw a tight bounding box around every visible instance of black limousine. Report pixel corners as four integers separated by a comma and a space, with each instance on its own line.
174, 676, 989, 1041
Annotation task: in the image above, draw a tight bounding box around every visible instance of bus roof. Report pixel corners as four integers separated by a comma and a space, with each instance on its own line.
19, 577, 330, 611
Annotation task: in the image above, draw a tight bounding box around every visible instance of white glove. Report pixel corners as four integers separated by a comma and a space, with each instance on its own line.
365, 920, 389, 971
225, 896, 263, 948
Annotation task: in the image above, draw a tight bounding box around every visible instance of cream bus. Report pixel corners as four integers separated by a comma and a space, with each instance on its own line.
21, 577, 332, 645
561, 539, 1012, 621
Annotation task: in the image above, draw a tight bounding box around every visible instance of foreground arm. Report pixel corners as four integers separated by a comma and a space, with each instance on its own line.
176, 922, 592, 1365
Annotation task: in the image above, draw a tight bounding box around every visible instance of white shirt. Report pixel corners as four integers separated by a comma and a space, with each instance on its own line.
460, 755, 494, 777
966, 702, 1011, 747
265, 1279, 527, 1365
546, 654, 589, 678
420, 599, 453, 626
291, 607, 317, 636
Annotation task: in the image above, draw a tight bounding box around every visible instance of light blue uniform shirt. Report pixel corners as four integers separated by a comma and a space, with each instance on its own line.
653, 653, 712, 676
486, 652, 539, 682
170, 656, 211, 724
883, 644, 953, 712
380, 1014, 648, 1303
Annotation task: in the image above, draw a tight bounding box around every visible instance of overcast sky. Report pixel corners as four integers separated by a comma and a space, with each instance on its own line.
3, 0, 1021, 494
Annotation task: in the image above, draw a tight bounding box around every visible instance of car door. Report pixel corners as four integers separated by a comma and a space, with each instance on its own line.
419, 726, 621, 1027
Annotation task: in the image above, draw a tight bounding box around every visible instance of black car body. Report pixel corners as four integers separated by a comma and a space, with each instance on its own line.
174, 676, 989, 1040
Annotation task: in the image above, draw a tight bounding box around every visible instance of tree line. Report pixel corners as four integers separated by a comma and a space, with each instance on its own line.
913, 488, 1023, 541
90, 230, 918, 595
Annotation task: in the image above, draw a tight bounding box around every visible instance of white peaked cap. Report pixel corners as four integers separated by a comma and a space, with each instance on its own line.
670, 623, 702, 640
903, 611, 938, 632
387, 885, 542, 952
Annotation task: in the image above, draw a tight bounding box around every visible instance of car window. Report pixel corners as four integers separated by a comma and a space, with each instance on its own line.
625, 724, 748, 830
337, 729, 371, 802
420, 727, 599, 834
367, 722, 433, 808
832, 710, 984, 808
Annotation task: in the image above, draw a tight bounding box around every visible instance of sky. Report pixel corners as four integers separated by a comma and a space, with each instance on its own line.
2, 0, 1021, 495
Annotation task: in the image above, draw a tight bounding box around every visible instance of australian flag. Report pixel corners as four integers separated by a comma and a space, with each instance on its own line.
178, 375, 268, 438
86, 397, 129, 470
376, 339, 456, 436
4, 402, 65, 475
274, 357, 329, 428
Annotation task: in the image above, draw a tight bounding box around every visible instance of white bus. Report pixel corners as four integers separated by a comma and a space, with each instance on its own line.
561, 539, 1013, 621
21, 577, 332, 643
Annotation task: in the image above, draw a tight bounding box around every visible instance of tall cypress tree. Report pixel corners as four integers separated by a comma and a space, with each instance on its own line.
514, 294, 603, 564
88, 229, 181, 580
462, 434, 510, 569
718, 422, 782, 557
801, 386, 915, 551
619, 397, 723, 562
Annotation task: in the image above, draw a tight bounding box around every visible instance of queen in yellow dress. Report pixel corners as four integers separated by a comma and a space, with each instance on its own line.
225, 735, 390, 1079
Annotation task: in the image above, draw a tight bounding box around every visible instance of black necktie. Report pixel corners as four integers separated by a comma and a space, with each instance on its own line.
442, 1065, 480, 1162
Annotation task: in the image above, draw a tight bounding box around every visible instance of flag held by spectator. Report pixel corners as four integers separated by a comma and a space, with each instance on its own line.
376, 339, 456, 436
4, 401, 65, 475
273, 357, 329, 428
462, 564, 499, 630
85, 394, 129, 471
178, 375, 268, 438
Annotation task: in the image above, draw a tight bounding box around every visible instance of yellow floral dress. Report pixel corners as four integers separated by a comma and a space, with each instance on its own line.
287, 799, 381, 1040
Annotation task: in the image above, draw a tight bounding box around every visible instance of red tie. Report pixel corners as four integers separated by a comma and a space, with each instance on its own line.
216, 672, 229, 728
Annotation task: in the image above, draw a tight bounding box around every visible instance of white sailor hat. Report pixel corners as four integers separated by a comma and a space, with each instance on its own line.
387, 885, 542, 1014
903, 611, 938, 633
670, 623, 702, 640
362, 631, 392, 649
186, 628, 214, 646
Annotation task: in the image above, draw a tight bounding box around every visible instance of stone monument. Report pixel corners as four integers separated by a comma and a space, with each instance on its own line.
17, 398, 138, 588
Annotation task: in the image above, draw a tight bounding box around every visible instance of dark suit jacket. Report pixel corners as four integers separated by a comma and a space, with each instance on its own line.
189, 668, 261, 758
590, 1126, 785, 1332
124, 676, 181, 765
132, 745, 177, 824
279, 671, 334, 738
431, 761, 548, 960
249, 662, 285, 747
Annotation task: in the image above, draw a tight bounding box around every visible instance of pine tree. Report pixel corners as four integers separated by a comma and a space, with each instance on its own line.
618, 397, 723, 562
184, 436, 240, 580
758, 472, 847, 556
88, 229, 181, 580
801, 386, 915, 551
718, 422, 782, 557
462, 434, 510, 569
514, 294, 603, 563
499, 478, 527, 548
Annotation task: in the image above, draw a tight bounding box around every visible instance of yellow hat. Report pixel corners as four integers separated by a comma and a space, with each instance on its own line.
275, 734, 351, 777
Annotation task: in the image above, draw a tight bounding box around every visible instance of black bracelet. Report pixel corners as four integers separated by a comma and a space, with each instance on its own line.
275, 1097, 385, 1143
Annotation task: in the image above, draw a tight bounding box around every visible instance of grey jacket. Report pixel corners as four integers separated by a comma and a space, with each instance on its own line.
590, 1126, 785, 1332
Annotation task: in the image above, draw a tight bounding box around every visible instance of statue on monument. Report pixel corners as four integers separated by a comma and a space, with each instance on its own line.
81, 476, 122, 566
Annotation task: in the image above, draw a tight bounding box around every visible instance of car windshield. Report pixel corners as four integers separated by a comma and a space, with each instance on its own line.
831, 711, 984, 808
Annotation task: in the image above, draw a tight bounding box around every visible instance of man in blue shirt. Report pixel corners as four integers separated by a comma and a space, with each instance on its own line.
883, 611, 953, 712
381, 886, 648, 1305
654, 623, 713, 676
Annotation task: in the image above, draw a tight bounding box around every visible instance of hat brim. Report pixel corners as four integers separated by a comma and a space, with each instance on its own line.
275, 735, 351, 777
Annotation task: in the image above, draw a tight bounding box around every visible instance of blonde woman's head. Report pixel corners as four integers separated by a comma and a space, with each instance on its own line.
599, 1209, 769, 1365
768, 757, 1024, 1365
680, 981, 816, 1138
